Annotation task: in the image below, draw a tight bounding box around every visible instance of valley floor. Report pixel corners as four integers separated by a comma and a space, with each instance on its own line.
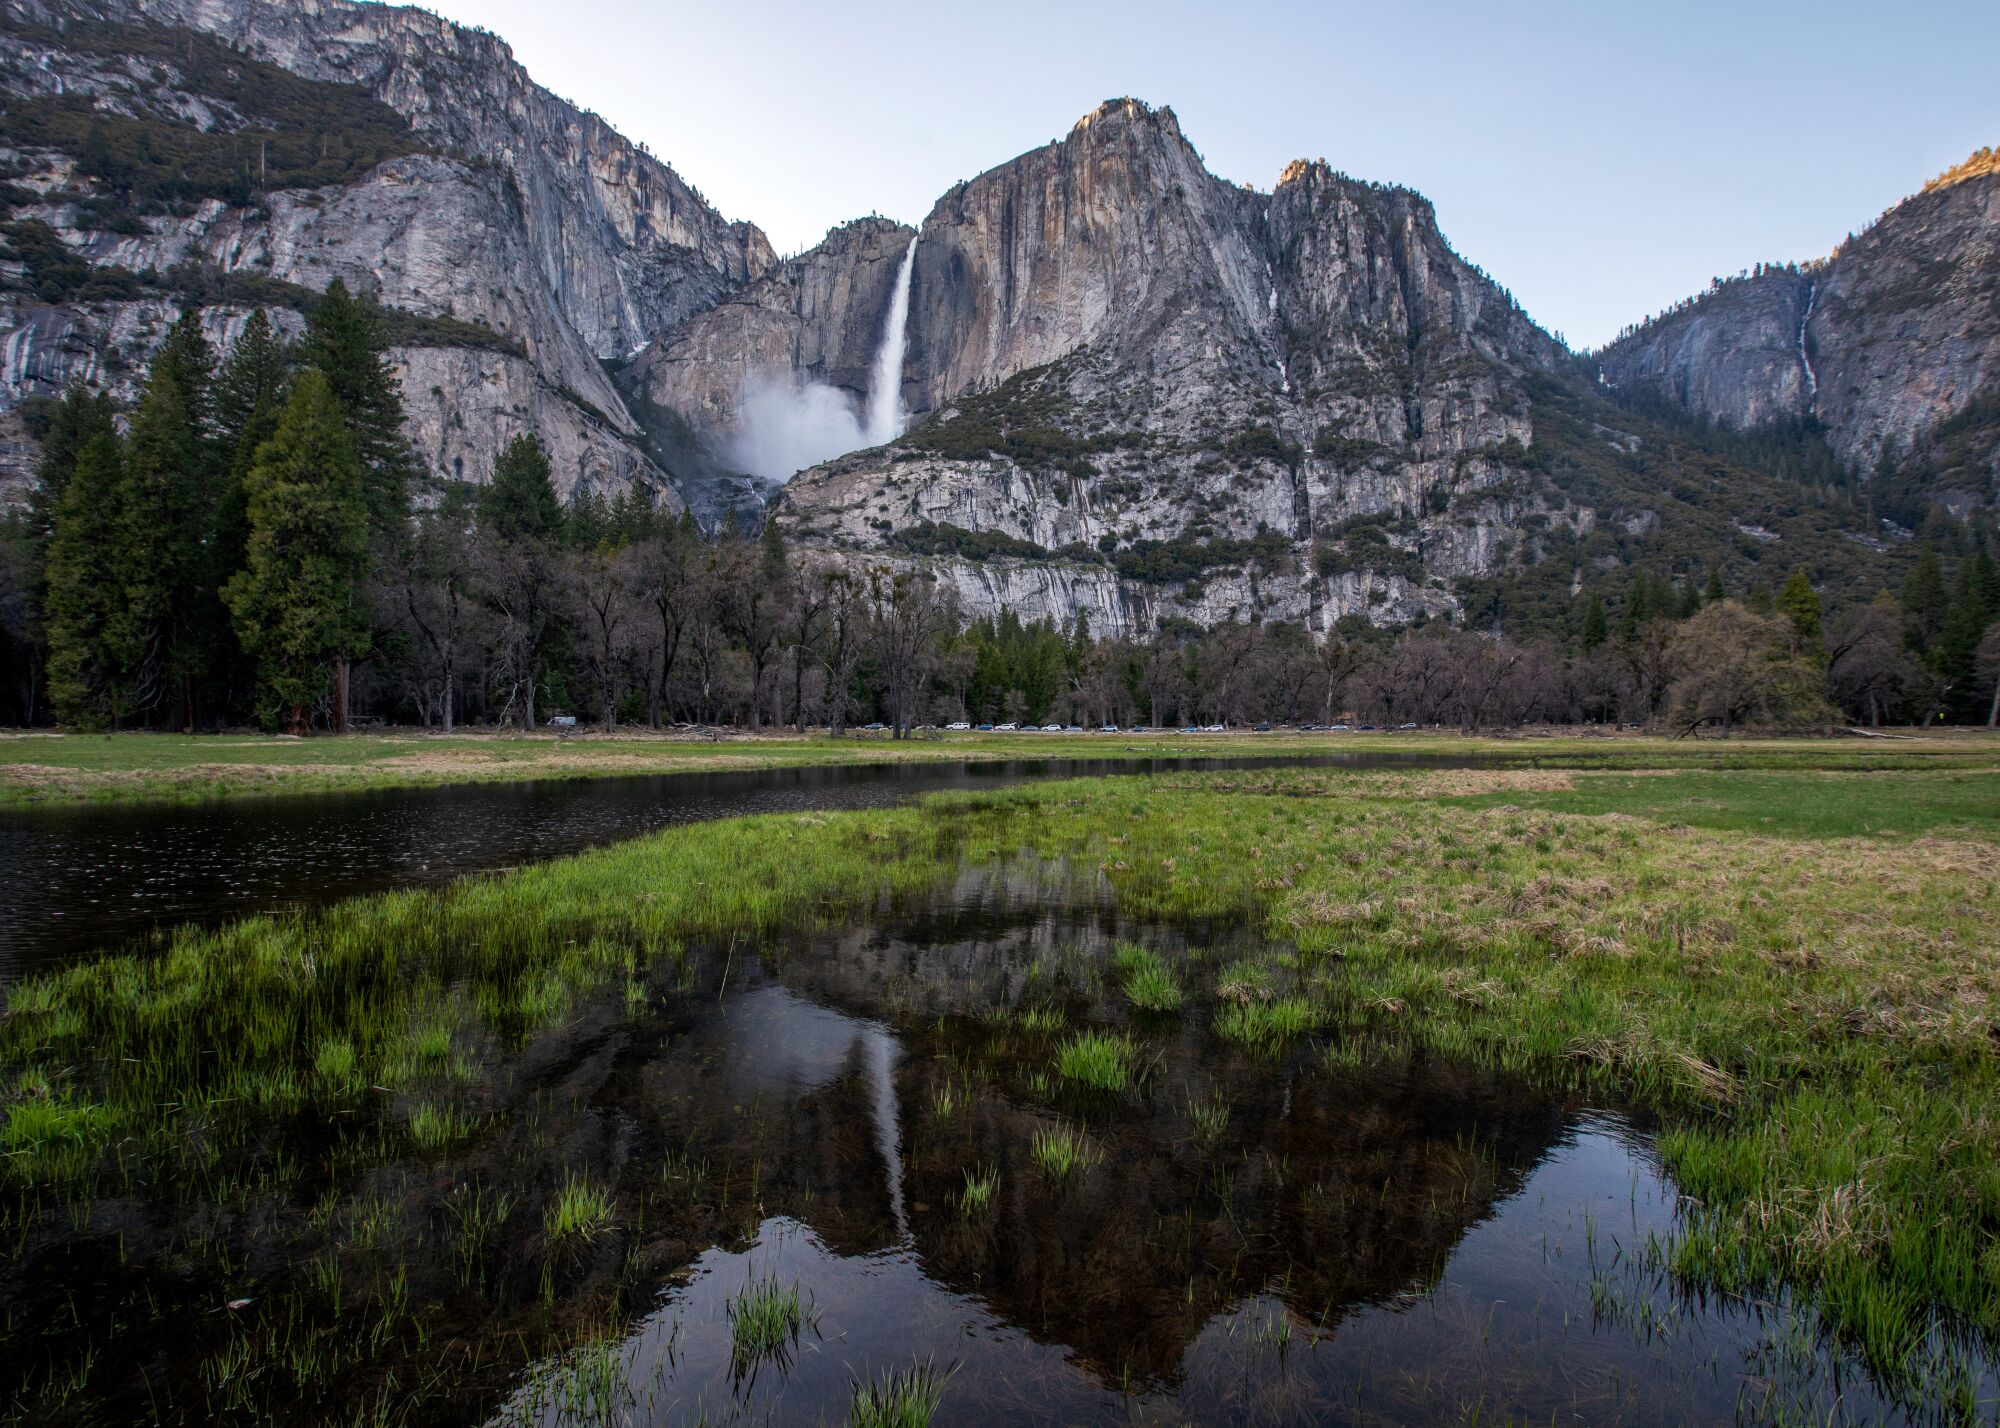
3, 723, 1997, 806
2, 747, 1999, 1421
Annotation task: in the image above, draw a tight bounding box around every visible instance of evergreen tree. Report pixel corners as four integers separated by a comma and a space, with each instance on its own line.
211, 311, 295, 714
300, 279, 416, 535
214, 310, 292, 467
1619, 575, 1652, 641
1901, 545, 1948, 649
1702, 566, 1726, 605
223, 371, 371, 734
479, 435, 565, 544
44, 434, 136, 727
477, 434, 566, 728
1675, 578, 1701, 619
1968, 545, 2000, 618
26, 384, 118, 557
211, 310, 294, 587
1580, 593, 1607, 651
120, 366, 217, 726
153, 306, 217, 440
1778, 568, 1822, 651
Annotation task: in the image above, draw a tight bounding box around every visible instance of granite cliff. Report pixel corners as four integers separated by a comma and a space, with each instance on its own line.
0, 0, 771, 508
4, 0, 1990, 635
1597, 149, 2000, 512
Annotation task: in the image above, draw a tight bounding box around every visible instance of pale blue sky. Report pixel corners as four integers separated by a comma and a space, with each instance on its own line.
428, 0, 1998, 349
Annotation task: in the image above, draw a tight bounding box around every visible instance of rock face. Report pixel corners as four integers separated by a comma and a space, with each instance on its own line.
617, 216, 916, 522
3, 0, 1974, 633
741, 101, 1578, 634
1597, 155, 2000, 479
0, 0, 772, 505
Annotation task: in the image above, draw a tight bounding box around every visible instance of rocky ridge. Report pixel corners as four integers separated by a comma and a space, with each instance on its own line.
1597, 154, 2000, 491
0, 0, 773, 506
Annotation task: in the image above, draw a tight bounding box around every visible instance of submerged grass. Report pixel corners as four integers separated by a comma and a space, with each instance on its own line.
1053, 1030, 1138, 1092
2, 747, 1998, 1416
1113, 943, 1184, 1013
847, 1360, 948, 1428
727, 1274, 805, 1370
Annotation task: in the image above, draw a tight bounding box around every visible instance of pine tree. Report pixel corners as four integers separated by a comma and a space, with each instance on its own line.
1619, 575, 1651, 641
153, 306, 217, 441
1901, 545, 1948, 649
1778, 568, 1822, 651
479, 435, 564, 544
212, 310, 293, 582
214, 310, 292, 467
45, 433, 136, 727
1702, 566, 1726, 605
477, 434, 566, 728
120, 366, 217, 726
211, 311, 294, 715
301, 279, 416, 535
1580, 593, 1607, 651
26, 384, 118, 557
223, 371, 371, 734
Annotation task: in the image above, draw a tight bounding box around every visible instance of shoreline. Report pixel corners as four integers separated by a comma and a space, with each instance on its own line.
4, 725, 1996, 809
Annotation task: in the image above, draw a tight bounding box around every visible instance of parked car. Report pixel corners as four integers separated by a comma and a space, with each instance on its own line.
1399, 722, 1418, 729
862, 722, 887, 731
946, 721, 971, 730
1359, 724, 1378, 730
976, 723, 995, 731
1100, 724, 1119, 733
1064, 724, 1083, 733
994, 722, 1018, 731
1329, 724, 1350, 731
1203, 723, 1225, 733
1254, 722, 1272, 732
1042, 723, 1063, 732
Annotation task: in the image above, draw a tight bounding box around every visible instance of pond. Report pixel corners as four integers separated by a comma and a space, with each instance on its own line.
0, 752, 1484, 979
9, 859, 1969, 1426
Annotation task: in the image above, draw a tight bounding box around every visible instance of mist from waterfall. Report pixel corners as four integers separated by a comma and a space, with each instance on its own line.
722, 235, 918, 484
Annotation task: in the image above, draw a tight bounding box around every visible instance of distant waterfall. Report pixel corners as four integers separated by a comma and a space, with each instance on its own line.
723, 234, 917, 484
863, 237, 918, 446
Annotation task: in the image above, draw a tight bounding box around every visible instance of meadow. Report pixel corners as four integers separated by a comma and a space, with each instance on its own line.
1, 743, 1996, 1423
4, 723, 1997, 806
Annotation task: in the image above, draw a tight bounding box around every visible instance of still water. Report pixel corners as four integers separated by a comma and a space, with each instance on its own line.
0, 753, 1475, 978
6, 856, 1985, 1425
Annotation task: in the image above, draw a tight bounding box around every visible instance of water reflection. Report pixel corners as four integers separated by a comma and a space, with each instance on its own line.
487, 898, 1942, 1426
0, 752, 1471, 979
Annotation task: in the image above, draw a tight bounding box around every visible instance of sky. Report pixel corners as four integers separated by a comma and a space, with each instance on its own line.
425, 0, 1999, 350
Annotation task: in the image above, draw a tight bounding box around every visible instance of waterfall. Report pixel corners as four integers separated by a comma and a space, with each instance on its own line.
1797, 278, 1819, 411
723, 233, 918, 484
863, 237, 918, 446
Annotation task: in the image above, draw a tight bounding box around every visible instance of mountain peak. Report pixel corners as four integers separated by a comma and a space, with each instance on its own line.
1921, 144, 2000, 196
1072, 97, 1179, 136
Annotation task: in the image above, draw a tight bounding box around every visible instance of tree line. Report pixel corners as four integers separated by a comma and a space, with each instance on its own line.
2, 288, 1997, 736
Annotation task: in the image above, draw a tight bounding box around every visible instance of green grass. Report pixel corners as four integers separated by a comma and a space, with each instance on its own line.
958, 1165, 999, 1217
727, 1274, 805, 1369
2, 745, 1998, 1415
1029, 1123, 1092, 1181
6, 727, 1991, 808
847, 1361, 948, 1428
1112, 942, 1184, 1012
0, 727, 1444, 806
1052, 1030, 1137, 1092
542, 1173, 613, 1252
1463, 767, 2000, 840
